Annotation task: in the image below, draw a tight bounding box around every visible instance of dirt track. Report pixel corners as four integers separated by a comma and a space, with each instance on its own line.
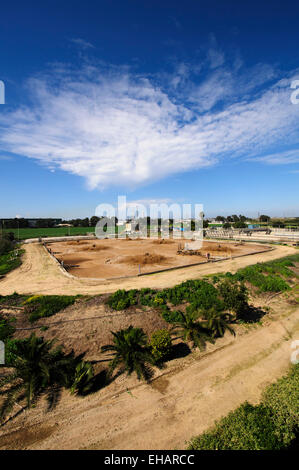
0, 243, 297, 296
48, 239, 267, 279
1, 302, 298, 450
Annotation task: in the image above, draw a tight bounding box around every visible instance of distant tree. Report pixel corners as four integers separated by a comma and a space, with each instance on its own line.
215, 216, 226, 222
234, 221, 247, 228
223, 222, 232, 229
89, 216, 100, 227
259, 215, 271, 222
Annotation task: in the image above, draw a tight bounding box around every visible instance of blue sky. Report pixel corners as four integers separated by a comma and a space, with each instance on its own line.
0, 0, 299, 219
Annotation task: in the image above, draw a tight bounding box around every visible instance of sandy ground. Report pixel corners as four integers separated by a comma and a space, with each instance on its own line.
0, 242, 296, 296
0, 298, 298, 450
47, 239, 267, 279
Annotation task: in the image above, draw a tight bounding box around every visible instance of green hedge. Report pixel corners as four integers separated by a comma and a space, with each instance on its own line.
187, 364, 299, 450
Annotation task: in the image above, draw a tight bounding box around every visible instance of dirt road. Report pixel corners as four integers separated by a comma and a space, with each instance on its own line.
0, 242, 296, 296
1, 303, 298, 450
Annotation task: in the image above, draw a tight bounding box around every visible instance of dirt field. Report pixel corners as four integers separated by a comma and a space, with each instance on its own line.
0, 242, 296, 296
0, 293, 298, 450
47, 238, 269, 279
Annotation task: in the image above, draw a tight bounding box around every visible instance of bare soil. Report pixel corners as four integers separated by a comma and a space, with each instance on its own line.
47, 238, 269, 279
0, 243, 296, 296
0, 292, 298, 450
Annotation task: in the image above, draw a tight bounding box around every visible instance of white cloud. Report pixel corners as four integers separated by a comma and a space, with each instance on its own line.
0, 64, 299, 190
70, 38, 95, 50
254, 149, 299, 165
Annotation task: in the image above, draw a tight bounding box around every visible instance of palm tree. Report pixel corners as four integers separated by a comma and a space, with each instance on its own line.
70, 361, 94, 396
0, 334, 75, 421
101, 326, 154, 381
203, 308, 235, 338
171, 310, 213, 350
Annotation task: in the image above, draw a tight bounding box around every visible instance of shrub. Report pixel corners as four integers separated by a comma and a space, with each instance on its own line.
161, 308, 183, 324
217, 279, 249, 316
0, 314, 16, 341
23, 295, 77, 322
107, 289, 138, 310
70, 361, 95, 396
0, 249, 23, 276
0, 238, 14, 255
150, 329, 172, 362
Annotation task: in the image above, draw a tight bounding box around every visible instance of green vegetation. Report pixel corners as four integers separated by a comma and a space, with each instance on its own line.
0, 292, 29, 306
202, 308, 235, 338
2, 226, 95, 240
171, 310, 214, 350
70, 361, 95, 396
0, 334, 96, 421
0, 232, 23, 275
227, 254, 299, 292
149, 329, 172, 363
0, 334, 94, 420
107, 289, 138, 310
101, 326, 156, 381
0, 314, 16, 341
23, 294, 78, 322
0, 249, 23, 276
188, 364, 299, 450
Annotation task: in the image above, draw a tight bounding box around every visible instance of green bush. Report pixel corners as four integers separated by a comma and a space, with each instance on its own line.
107, 289, 138, 310
0, 249, 23, 275
0, 292, 28, 306
0, 238, 14, 255
23, 295, 77, 322
0, 314, 16, 341
150, 329, 172, 362
161, 308, 184, 324
217, 279, 249, 316
188, 402, 281, 450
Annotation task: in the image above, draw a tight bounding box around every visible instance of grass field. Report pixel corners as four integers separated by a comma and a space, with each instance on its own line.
2, 226, 95, 240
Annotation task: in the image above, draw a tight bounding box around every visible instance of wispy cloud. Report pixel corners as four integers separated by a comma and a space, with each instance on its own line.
0, 60, 298, 190
254, 149, 299, 165
70, 38, 95, 50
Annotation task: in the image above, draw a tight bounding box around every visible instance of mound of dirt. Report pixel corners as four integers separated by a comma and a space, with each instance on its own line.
81, 245, 108, 252
202, 242, 234, 255
152, 239, 175, 245
119, 252, 170, 266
